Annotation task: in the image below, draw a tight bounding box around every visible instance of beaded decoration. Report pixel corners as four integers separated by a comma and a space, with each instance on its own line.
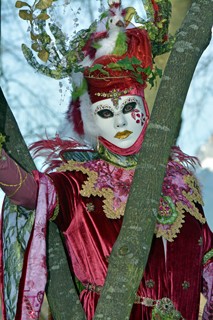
95, 88, 131, 108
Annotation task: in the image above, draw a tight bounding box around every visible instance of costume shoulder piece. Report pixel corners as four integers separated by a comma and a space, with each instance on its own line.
155, 147, 205, 241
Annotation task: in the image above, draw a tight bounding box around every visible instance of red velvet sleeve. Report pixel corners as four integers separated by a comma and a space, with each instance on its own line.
0, 149, 38, 209
49, 170, 87, 231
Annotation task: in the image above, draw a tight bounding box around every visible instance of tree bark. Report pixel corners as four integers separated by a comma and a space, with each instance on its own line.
0, 88, 36, 172
46, 223, 86, 320
93, 0, 213, 319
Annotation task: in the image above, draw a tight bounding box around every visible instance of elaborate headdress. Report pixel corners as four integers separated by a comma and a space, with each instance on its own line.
16, 0, 173, 147
65, 0, 153, 148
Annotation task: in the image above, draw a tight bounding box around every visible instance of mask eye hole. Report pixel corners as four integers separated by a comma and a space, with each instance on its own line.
97, 109, 114, 118
123, 102, 136, 114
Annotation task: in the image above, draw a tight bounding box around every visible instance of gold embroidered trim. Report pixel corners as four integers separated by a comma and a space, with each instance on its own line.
57, 160, 125, 219
94, 88, 132, 108
155, 174, 205, 241
57, 162, 206, 231
155, 209, 185, 242
182, 174, 205, 223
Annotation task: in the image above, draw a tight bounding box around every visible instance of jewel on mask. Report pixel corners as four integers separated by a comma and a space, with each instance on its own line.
94, 105, 114, 115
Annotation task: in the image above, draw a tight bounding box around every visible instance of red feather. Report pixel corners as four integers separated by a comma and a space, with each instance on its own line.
29, 134, 85, 172
170, 146, 200, 169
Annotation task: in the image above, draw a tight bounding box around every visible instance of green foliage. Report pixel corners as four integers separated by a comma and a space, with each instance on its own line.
15, 1, 30, 8
127, 0, 174, 57
19, 9, 33, 20
86, 56, 162, 87
15, 0, 171, 82
15, 0, 97, 78
15, 0, 52, 62
71, 78, 88, 101
35, 0, 54, 10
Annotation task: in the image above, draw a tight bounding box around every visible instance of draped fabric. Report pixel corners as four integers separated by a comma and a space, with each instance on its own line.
1, 156, 212, 319
0, 173, 56, 320
49, 163, 212, 320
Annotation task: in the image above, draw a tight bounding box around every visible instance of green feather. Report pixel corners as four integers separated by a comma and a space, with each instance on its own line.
112, 32, 127, 56
72, 78, 88, 101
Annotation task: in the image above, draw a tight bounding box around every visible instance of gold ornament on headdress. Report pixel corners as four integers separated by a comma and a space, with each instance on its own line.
94, 88, 132, 108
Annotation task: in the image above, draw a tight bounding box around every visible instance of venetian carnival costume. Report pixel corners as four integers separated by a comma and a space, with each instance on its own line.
0, 0, 213, 319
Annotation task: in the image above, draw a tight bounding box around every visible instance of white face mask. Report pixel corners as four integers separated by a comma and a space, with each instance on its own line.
91, 95, 147, 148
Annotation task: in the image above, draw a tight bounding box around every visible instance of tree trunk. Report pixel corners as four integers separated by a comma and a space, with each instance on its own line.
93, 0, 213, 319
145, 0, 193, 110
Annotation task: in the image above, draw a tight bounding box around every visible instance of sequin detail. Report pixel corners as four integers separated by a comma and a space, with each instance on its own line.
152, 297, 183, 319
145, 279, 155, 288
135, 296, 184, 319
182, 281, 190, 290
95, 88, 131, 108
86, 202, 95, 212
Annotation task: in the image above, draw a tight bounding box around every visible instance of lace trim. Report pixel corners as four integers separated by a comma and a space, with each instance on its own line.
57, 160, 125, 219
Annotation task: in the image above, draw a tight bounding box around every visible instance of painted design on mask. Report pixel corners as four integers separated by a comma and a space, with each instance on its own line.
131, 110, 146, 126
91, 95, 148, 149
120, 97, 146, 126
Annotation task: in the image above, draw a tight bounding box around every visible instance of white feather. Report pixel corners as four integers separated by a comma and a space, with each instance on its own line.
79, 91, 98, 146
95, 6, 125, 59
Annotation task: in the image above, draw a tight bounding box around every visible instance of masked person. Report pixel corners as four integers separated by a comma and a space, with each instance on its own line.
0, 0, 212, 319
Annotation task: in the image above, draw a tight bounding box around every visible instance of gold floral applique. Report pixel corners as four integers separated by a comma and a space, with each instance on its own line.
155, 207, 185, 242
181, 174, 205, 224
155, 173, 205, 242
57, 160, 126, 219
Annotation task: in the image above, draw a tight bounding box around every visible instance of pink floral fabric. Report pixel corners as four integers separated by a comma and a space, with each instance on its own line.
19, 172, 56, 319
83, 159, 134, 211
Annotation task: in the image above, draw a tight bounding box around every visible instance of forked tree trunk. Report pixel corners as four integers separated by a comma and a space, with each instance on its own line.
0, 0, 212, 319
